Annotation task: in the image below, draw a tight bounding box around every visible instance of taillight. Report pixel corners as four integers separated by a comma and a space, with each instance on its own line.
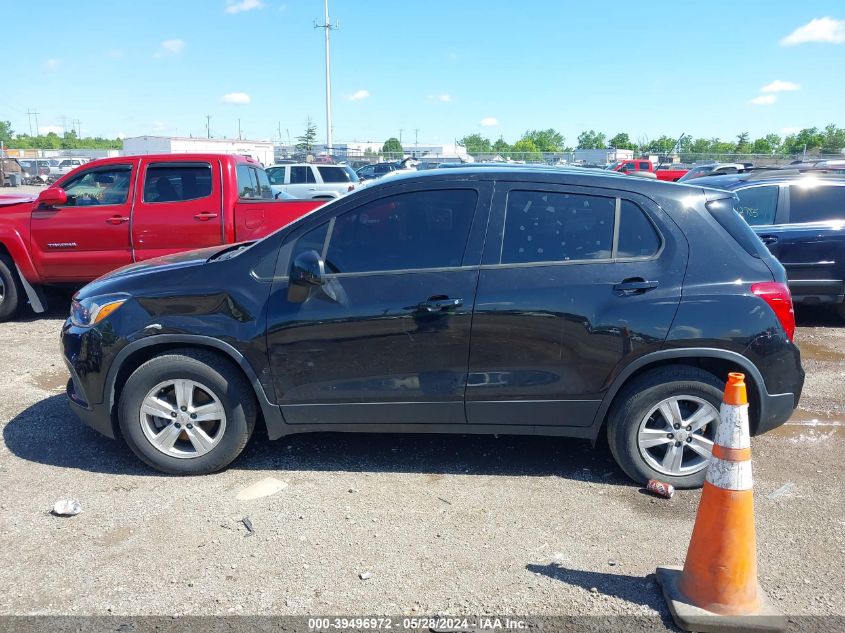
751, 282, 795, 341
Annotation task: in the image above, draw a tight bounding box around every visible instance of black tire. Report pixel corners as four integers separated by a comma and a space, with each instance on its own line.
118, 348, 257, 475
0, 254, 23, 322
606, 366, 724, 489
836, 301, 845, 322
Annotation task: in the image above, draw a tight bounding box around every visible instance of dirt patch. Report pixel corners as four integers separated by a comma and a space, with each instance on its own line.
30, 367, 69, 392
797, 339, 845, 363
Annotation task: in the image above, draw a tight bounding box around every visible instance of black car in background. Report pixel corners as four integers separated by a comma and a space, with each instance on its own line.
694, 171, 845, 319
61, 168, 804, 488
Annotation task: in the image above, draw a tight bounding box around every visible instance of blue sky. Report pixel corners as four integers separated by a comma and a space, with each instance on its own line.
2, 1, 844, 146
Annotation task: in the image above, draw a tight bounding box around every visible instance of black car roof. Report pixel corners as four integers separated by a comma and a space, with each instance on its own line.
693, 170, 845, 190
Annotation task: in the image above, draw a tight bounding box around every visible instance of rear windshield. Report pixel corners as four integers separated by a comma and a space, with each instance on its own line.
705, 196, 770, 259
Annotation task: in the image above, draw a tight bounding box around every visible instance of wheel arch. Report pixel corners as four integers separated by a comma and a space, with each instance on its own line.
106, 335, 283, 439
594, 348, 765, 438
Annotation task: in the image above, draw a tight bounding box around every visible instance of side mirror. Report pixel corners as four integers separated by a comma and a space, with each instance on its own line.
291, 250, 325, 287
36, 187, 67, 207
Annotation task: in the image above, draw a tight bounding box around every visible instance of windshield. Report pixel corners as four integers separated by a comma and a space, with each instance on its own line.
606, 162, 622, 171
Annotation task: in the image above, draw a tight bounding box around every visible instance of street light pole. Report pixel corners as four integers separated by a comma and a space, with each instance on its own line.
315, 0, 338, 156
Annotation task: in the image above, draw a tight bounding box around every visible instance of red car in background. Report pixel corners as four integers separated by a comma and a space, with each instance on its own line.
0, 153, 324, 320
607, 159, 689, 182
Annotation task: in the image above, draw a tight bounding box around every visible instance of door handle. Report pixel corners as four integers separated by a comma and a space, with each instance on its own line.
106, 215, 129, 225
193, 212, 219, 221
613, 278, 659, 295
418, 297, 463, 312
759, 235, 778, 245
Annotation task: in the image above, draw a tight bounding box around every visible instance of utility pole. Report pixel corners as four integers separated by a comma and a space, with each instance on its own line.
277, 121, 282, 143
314, 0, 338, 155
205, 115, 212, 139
73, 119, 81, 137
399, 128, 403, 144
25, 109, 39, 137
60, 115, 68, 135
415, 128, 419, 147
238, 118, 242, 140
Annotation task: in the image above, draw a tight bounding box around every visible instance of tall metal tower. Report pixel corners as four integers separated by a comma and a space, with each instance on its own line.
314, 0, 338, 155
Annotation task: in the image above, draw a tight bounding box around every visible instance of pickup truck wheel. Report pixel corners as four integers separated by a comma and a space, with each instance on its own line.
0, 255, 23, 321
118, 349, 257, 475
606, 366, 724, 489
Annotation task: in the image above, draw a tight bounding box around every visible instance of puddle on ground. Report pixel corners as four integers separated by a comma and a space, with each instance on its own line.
796, 339, 845, 363
770, 408, 844, 442
30, 367, 69, 392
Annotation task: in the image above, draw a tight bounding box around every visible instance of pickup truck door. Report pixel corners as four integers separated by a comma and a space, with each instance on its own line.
132, 159, 224, 261
30, 162, 136, 281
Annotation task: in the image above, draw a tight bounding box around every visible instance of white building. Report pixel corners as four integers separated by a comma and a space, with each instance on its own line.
573, 148, 634, 165
273, 141, 470, 163
123, 136, 275, 166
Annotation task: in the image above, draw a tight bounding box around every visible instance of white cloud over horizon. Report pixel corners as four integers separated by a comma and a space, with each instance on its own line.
225, 0, 264, 14
761, 80, 800, 93
347, 89, 370, 101
42, 58, 60, 72
480, 117, 499, 127
780, 17, 845, 45
156, 39, 185, 57
750, 95, 777, 106
221, 92, 251, 104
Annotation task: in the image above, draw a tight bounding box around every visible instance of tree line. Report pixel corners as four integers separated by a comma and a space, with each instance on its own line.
0, 121, 123, 150
458, 124, 845, 158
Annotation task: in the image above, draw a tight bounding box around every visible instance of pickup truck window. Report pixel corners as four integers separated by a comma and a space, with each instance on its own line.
290, 166, 317, 184
788, 184, 845, 223
735, 186, 778, 225
236, 165, 273, 200
143, 163, 212, 203
63, 165, 133, 206
501, 190, 615, 264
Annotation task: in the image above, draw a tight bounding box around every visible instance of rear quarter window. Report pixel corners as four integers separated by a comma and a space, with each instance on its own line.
317, 166, 351, 183
734, 186, 778, 225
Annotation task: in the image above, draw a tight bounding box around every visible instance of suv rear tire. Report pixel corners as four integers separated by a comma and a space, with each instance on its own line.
607, 366, 724, 489
118, 349, 257, 475
0, 254, 22, 322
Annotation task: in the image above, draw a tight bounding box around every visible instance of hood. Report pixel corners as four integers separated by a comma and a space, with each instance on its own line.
100, 244, 236, 281
0, 193, 36, 207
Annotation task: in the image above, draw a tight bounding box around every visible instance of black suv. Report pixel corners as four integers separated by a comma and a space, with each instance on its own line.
61, 168, 804, 488
694, 171, 845, 319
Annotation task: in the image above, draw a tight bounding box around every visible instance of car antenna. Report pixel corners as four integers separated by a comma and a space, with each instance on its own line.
655, 133, 685, 172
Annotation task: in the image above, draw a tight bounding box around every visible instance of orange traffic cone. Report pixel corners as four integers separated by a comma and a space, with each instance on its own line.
656, 373, 786, 633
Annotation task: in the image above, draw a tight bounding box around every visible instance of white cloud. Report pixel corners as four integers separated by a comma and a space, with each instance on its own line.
782, 127, 801, 135
225, 0, 264, 14
151, 121, 167, 132
780, 17, 845, 45
479, 117, 499, 127
750, 94, 777, 105
761, 79, 800, 93
42, 58, 60, 72
347, 89, 370, 101
156, 39, 185, 57
39, 125, 63, 135
429, 94, 452, 102
221, 92, 251, 104
106, 49, 123, 59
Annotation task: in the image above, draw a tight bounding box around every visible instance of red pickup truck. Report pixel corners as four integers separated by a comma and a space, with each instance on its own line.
606, 159, 689, 182
0, 153, 323, 320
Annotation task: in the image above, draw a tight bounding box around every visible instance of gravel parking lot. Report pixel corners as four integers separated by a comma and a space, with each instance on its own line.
0, 296, 843, 629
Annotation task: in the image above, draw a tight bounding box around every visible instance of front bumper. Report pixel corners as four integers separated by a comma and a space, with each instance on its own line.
66, 379, 116, 439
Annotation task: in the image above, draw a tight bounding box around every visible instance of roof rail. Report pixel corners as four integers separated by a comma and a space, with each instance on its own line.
743, 168, 845, 182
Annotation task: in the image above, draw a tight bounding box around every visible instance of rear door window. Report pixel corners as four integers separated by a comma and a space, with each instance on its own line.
236, 165, 272, 199
501, 190, 615, 264
734, 186, 779, 225
616, 200, 661, 257
290, 166, 317, 184
788, 184, 845, 223
317, 166, 351, 183
143, 163, 212, 203
638, 162, 650, 171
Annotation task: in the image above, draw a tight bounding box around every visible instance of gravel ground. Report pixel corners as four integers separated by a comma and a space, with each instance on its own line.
0, 297, 843, 630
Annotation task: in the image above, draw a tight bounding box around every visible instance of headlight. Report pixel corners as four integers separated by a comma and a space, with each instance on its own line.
70, 294, 129, 328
